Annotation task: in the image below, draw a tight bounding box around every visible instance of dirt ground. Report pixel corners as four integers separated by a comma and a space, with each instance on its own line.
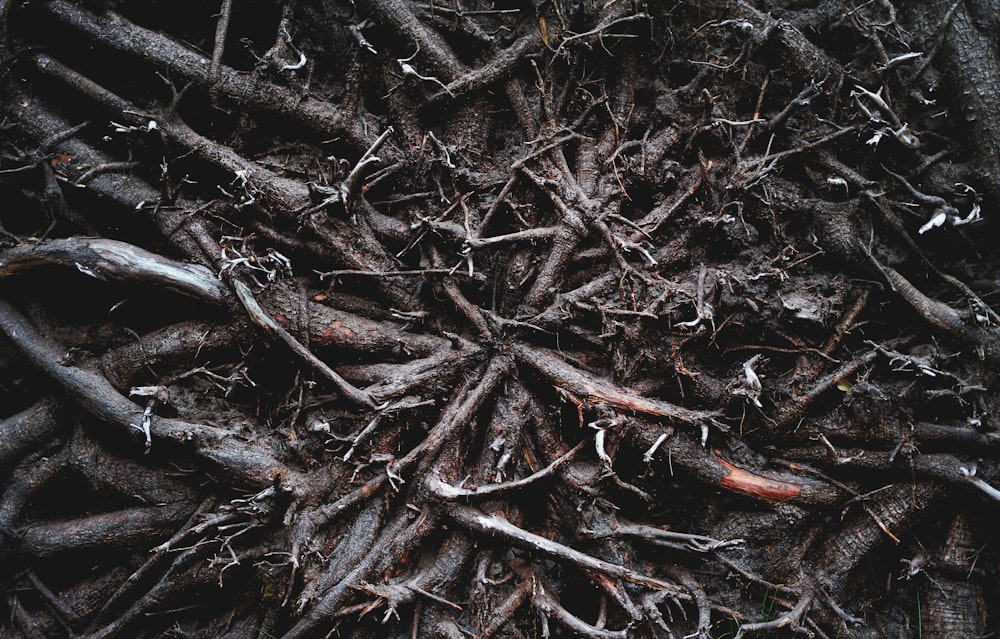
1, 0, 999, 637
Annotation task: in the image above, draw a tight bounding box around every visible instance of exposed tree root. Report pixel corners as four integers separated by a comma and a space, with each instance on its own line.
1, 0, 998, 637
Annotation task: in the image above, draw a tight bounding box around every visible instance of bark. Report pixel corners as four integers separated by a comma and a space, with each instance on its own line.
1, 0, 998, 638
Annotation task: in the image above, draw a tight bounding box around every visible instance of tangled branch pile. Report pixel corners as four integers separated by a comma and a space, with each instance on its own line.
2, 0, 999, 637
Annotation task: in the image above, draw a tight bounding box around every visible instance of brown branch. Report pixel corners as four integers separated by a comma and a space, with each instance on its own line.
426, 441, 584, 498
43, 0, 377, 150
625, 419, 842, 506
514, 343, 722, 428
20, 505, 192, 557
0, 300, 291, 490
233, 280, 376, 408
430, 32, 541, 105
0, 398, 63, 469
428, 497, 687, 595
289, 356, 510, 567
0, 237, 230, 305
208, 0, 233, 103
282, 510, 437, 639
774, 336, 911, 429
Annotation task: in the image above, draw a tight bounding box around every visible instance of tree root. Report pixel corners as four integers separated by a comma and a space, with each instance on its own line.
1, 1, 998, 637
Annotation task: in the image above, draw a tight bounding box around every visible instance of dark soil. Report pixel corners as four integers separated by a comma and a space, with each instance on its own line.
2, 0, 999, 637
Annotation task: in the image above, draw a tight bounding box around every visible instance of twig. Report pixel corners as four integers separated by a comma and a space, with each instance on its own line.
552, 13, 650, 58
316, 267, 478, 279
465, 226, 559, 249
301, 127, 394, 217
533, 587, 628, 639
578, 519, 743, 553
425, 442, 585, 498
342, 127, 393, 209
514, 343, 723, 429
232, 280, 376, 408
208, 0, 233, 104
430, 499, 687, 595
775, 336, 911, 429
429, 244, 492, 338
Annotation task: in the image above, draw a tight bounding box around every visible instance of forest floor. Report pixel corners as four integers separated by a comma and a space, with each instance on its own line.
1, 0, 999, 637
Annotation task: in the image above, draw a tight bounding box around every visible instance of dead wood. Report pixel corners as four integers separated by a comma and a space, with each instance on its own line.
1, 1, 999, 638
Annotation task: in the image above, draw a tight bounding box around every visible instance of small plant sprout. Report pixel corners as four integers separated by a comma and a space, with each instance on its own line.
280, 51, 307, 71
309, 420, 331, 434
216, 169, 258, 209
427, 130, 455, 169
621, 240, 658, 265
263, 248, 293, 280
676, 265, 715, 331
899, 551, 948, 595
952, 202, 982, 226
954, 182, 977, 197
384, 457, 405, 492
305, 127, 393, 217
349, 20, 378, 55
232, 168, 250, 188
711, 19, 754, 35
218, 241, 292, 286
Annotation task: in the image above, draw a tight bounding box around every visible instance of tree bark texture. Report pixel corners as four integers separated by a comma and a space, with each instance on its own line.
1, 1, 999, 637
